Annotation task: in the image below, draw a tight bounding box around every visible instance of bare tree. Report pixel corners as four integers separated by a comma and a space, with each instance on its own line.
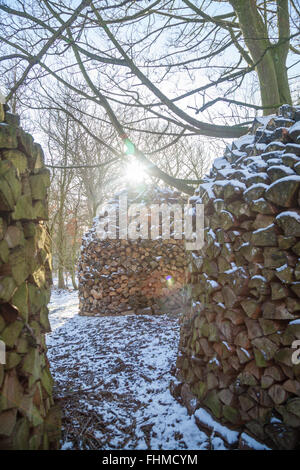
39, 88, 121, 287
0, 0, 299, 194
44, 109, 75, 289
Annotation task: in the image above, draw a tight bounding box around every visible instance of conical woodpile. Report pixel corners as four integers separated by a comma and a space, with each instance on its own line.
78, 187, 188, 316
176, 104, 300, 449
0, 104, 60, 449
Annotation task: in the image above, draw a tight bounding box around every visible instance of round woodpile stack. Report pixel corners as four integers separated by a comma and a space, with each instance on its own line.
0, 104, 60, 449
78, 187, 188, 316
176, 104, 300, 449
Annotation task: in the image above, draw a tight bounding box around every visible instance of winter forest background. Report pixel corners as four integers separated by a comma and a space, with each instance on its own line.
1, 0, 300, 452
1, 0, 299, 289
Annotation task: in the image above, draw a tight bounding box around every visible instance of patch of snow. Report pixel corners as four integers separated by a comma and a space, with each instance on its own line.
209, 357, 220, 366
245, 172, 270, 183
289, 121, 300, 134
207, 279, 219, 289
276, 264, 288, 272
265, 141, 286, 149
224, 265, 240, 274
253, 224, 275, 234
268, 175, 300, 190
47, 289, 215, 450
220, 179, 247, 190
194, 408, 239, 445
289, 319, 300, 325
211, 436, 227, 450
222, 341, 231, 351
239, 433, 271, 451
252, 275, 267, 282
254, 143, 267, 151
268, 165, 295, 175
207, 228, 216, 239
241, 348, 251, 358
213, 157, 230, 170
244, 183, 268, 193
255, 114, 276, 127
61, 441, 74, 450
270, 416, 282, 424
233, 134, 255, 149
276, 210, 300, 223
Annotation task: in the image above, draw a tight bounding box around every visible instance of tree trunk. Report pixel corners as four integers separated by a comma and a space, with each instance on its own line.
56, 116, 71, 289
230, 0, 292, 114
271, 49, 292, 105
272, 0, 292, 105
57, 190, 66, 289
255, 51, 282, 114
71, 269, 78, 290
58, 265, 65, 289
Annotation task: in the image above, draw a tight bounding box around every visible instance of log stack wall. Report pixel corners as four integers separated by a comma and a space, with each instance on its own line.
0, 104, 60, 449
175, 105, 300, 449
78, 188, 188, 316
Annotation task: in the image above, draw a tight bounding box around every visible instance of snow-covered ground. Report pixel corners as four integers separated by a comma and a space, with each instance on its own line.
46, 288, 269, 450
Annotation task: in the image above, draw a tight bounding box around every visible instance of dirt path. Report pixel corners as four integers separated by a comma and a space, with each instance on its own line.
46, 289, 267, 450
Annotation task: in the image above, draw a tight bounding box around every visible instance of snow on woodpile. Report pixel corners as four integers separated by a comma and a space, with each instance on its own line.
175, 104, 300, 450
78, 186, 188, 316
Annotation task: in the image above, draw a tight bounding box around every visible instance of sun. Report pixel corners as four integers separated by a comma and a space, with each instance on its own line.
124, 159, 147, 183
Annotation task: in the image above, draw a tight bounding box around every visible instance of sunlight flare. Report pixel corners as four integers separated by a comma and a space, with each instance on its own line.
124, 159, 147, 183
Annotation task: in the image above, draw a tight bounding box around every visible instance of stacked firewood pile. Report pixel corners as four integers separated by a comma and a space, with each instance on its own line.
0, 104, 60, 449
78, 187, 188, 316
176, 104, 300, 449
